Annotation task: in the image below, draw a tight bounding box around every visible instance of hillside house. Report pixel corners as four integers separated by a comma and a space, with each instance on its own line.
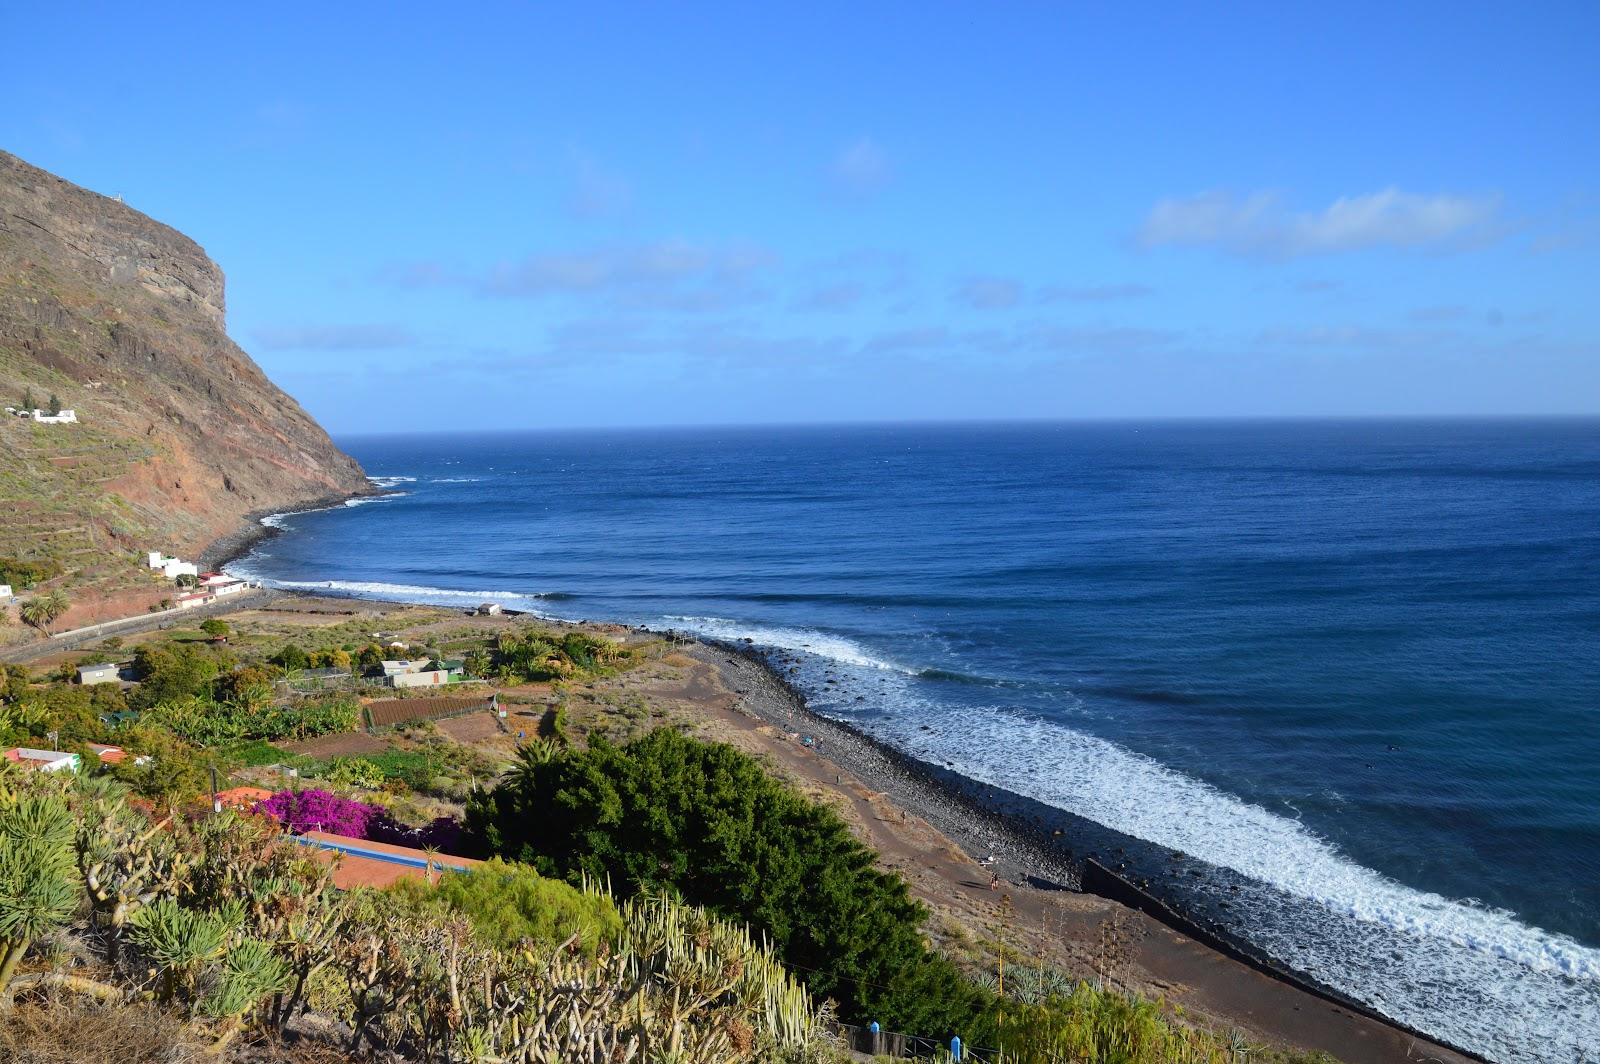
5, 407, 77, 423
86, 743, 127, 765
147, 552, 199, 580
215, 786, 275, 811
200, 573, 247, 596
4, 748, 81, 773
76, 662, 121, 685
388, 660, 466, 688
390, 669, 451, 688
379, 659, 428, 679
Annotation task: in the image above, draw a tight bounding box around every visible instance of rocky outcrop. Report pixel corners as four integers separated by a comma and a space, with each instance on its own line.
0, 148, 370, 592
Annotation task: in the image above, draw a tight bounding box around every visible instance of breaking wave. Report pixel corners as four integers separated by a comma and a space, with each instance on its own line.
659, 615, 915, 674
862, 700, 1600, 1062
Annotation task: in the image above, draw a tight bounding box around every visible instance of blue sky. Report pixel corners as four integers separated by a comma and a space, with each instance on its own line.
3, 2, 1597, 432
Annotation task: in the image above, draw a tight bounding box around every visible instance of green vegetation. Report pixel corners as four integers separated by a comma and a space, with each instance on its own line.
0, 556, 62, 590
385, 858, 623, 956
140, 693, 359, 746
0, 611, 1356, 1063
487, 628, 636, 682
466, 728, 987, 1035
0, 766, 840, 1062
18, 590, 70, 632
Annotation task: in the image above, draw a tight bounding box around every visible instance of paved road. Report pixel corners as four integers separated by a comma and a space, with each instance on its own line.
0, 588, 282, 664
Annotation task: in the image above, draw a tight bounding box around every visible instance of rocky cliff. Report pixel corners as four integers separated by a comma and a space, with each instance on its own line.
0, 148, 370, 620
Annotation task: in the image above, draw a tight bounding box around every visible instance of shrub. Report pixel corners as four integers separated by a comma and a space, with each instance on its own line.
257, 788, 382, 838
273, 644, 310, 671
141, 693, 357, 747
129, 643, 226, 709
465, 728, 988, 1033
386, 858, 622, 955
255, 787, 465, 853
324, 757, 387, 789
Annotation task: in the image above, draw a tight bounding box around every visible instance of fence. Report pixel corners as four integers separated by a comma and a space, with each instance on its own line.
835, 1022, 999, 1062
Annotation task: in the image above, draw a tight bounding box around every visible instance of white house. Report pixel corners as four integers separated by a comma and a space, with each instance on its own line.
0, 584, 12, 601
391, 669, 451, 688
146, 551, 198, 580
200, 573, 246, 596
380, 659, 429, 678
4, 748, 80, 773
30, 409, 77, 424
77, 662, 121, 685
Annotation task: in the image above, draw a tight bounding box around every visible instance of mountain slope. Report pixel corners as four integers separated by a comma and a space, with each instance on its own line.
0, 148, 369, 624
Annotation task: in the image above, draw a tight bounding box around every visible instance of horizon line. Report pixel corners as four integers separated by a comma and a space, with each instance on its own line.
329, 411, 1600, 439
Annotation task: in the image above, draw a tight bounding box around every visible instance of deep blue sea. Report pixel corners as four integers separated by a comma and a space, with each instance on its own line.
232, 419, 1600, 1061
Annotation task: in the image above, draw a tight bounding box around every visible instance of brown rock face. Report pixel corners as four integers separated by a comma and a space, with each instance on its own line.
0, 148, 370, 596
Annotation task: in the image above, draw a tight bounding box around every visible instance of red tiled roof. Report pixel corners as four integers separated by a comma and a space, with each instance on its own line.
215, 786, 275, 810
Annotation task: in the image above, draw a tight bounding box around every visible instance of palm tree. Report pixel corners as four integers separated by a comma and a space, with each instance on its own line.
18, 591, 70, 633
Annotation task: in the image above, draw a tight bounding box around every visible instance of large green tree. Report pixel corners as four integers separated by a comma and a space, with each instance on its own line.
465, 728, 987, 1034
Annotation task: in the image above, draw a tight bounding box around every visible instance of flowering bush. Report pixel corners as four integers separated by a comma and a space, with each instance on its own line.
256, 788, 383, 838
255, 788, 465, 854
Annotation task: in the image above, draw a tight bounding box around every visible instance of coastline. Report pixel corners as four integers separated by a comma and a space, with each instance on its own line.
198, 486, 391, 572
688, 636, 1486, 1064
190, 497, 1480, 1061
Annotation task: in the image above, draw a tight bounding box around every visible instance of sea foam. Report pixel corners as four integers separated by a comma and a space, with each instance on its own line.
660, 615, 915, 674
860, 698, 1600, 1062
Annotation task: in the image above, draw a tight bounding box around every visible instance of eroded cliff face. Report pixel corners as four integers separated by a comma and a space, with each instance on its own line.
0, 148, 369, 606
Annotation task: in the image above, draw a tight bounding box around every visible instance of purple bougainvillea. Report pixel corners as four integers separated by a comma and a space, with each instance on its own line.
255, 789, 465, 854
257, 788, 384, 838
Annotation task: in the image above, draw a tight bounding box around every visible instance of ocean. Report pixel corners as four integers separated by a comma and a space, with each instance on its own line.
230, 419, 1600, 1061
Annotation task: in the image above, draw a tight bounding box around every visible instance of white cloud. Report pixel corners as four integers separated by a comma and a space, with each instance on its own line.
476, 241, 770, 296
1139, 187, 1504, 256
829, 137, 891, 195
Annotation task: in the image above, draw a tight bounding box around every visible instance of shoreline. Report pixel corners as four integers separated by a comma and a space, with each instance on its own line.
689, 636, 1487, 1064
198, 485, 394, 572
180, 488, 1488, 1064
23, 570, 1481, 1062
